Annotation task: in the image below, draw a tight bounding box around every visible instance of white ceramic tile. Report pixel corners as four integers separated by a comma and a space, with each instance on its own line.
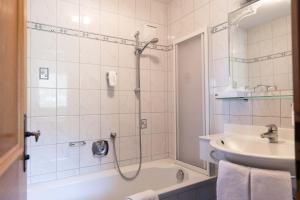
57, 0, 80, 29
119, 91, 136, 113
100, 114, 120, 138
80, 38, 101, 64
229, 115, 252, 125
57, 89, 80, 115
31, 0, 57, 25
140, 49, 151, 69
30, 173, 57, 184
118, 45, 135, 68
118, 68, 136, 91
212, 58, 229, 87
151, 92, 165, 112
101, 90, 119, 114
141, 92, 151, 113
141, 134, 151, 157
101, 42, 119, 67
118, 0, 135, 17
274, 74, 290, 90
79, 140, 100, 167
80, 64, 101, 89
80, 0, 100, 9
229, 101, 252, 116
194, 3, 210, 29
194, 0, 210, 9
30, 145, 57, 176
281, 118, 293, 128
272, 35, 288, 54
31, 30, 57, 61
141, 113, 151, 134
80, 90, 101, 115
151, 133, 167, 156
179, 13, 195, 37
57, 35, 79, 62
136, 0, 151, 20
101, 0, 118, 13
30, 117, 57, 146
150, 0, 167, 25
120, 114, 136, 136
210, 0, 228, 26
211, 30, 228, 60
120, 136, 137, 160
274, 57, 289, 75
253, 100, 281, 117
118, 16, 136, 39
57, 62, 80, 89
151, 113, 165, 134
101, 139, 117, 164
57, 116, 80, 143
150, 70, 165, 91
80, 6, 100, 33
150, 49, 166, 71
57, 143, 80, 171
30, 59, 56, 88
253, 117, 280, 127
57, 169, 79, 179
100, 11, 119, 37
141, 70, 151, 91
31, 88, 56, 117
281, 99, 293, 118
80, 115, 101, 140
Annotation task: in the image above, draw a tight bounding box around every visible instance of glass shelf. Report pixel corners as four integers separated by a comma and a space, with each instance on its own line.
215, 91, 293, 101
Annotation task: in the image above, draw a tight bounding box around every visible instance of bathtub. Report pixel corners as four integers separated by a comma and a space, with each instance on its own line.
28, 159, 216, 200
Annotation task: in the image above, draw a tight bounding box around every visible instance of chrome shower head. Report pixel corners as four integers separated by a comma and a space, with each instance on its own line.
137, 38, 159, 54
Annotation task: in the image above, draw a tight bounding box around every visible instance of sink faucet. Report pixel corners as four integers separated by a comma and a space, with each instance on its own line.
261, 124, 278, 143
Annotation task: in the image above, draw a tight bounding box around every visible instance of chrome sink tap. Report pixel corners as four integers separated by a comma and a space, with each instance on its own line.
261, 124, 278, 143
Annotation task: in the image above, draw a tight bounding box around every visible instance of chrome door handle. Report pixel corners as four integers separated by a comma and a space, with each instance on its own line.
25, 130, 41, 142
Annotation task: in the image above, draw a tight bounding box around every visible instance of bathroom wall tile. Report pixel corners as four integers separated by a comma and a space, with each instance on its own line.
80, 115, 101, 140
253, 100, 280, 117
151, 113, 166, 134
281, 118, 293, 128
80, 38, 101, 64
57, 0, 80, 30
209, 0, 228, 26
118, 16, 136, 39
120, 136, 137, 160
120, 114, 136, 136
194, 0, 210, 9
253, 117, 280, 126
150, 50, 167, 71
57, 169, 79, 179
31, 145, 57, 176
141, 92, 152, 113
101, 139, 118, 164
141, 113, 152, 135
57, 35, 79, 62
80, 140, 101, 167
57, 116, 80, 143
229, 115, 252, 125
141, 70, 151, 91
140, 49, 151, 69
211, 30, 228, 60
101, 42, 119, 67
101, 114, 120, 138
57, 143, 80, 171
150, 0, 167, 25
57, 89, 80, 115
118, 0, 135, 17
80, 6, 100, 33
31, 30, 57, 61
31, 0, 57, 25
101, 0, 118, 13
80, 165, 101, 174
150, 70, 165, 91
31, 88, 56, 117
118, 68, 136, 91
212, 58, 229, 87
180, 13, 195, 37
119, 91, 136, 114
118, 45, 135, 68
30, 117, 57, 146
194, 3, 210, 29
281, 99, 293, 118
101, 90, 119, 114
136, 0, 151, 21
30, 59, 56, 88
30, 173, 57, 184
151, 133, 167, 156
210, 114, 229, 134
100, 12, 119, 37
80, 0, 100, 9
80, 90, 101, 115
151, 92, 165, 112
229, 101, 252, 116
80, 64, 101, 89
141, 134, 151, 157
57, 62, 80, 89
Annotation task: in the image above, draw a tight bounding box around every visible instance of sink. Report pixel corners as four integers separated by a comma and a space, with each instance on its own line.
199, 124, 295, 172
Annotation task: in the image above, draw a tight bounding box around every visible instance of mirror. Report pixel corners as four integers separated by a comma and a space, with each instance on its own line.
229, 0, 292, 92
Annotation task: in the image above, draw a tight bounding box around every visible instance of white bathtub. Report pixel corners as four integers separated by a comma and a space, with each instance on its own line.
28, 159, 216, 200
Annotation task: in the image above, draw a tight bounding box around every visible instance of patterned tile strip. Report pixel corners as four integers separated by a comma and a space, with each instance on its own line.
231, 51, 292, 64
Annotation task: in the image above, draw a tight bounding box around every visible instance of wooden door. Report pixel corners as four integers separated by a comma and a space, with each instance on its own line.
0, 0, 27, 200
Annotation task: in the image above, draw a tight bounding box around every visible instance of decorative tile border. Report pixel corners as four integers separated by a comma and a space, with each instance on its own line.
27, 21, 170, 52
231, 51, 292, 64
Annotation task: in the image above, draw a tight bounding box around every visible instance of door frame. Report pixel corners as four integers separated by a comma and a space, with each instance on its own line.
0, 0, 27, 177
173, 28, 210, 176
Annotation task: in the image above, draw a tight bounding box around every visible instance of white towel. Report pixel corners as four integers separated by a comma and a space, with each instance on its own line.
127, 190, 159, 200
217, 160, 250, 200
251, 168, 292, 200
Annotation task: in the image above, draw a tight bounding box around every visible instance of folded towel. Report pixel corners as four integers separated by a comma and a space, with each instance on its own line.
127, 190, 159, 200
251, 168, 292, 200
217, 160, 250, 200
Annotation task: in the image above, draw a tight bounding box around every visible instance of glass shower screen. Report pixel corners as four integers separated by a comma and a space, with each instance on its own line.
176, 33, 208, 170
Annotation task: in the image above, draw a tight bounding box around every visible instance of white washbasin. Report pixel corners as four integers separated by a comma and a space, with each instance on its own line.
200, 125, 295, 172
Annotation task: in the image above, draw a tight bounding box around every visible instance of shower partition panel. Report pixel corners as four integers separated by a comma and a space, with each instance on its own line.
174, 29, 210, 175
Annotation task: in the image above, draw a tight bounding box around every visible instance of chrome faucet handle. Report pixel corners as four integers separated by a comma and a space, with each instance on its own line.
266, 124, 278, 132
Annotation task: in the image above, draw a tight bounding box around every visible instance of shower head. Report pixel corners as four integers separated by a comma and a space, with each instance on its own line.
137, 38, 159, 54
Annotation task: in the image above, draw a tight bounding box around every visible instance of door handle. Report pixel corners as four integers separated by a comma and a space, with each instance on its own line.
25, 130, 41, 142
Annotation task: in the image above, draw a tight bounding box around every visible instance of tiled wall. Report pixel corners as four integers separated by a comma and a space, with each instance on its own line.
166, 0, 294, 138
26, 0, 172, 183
